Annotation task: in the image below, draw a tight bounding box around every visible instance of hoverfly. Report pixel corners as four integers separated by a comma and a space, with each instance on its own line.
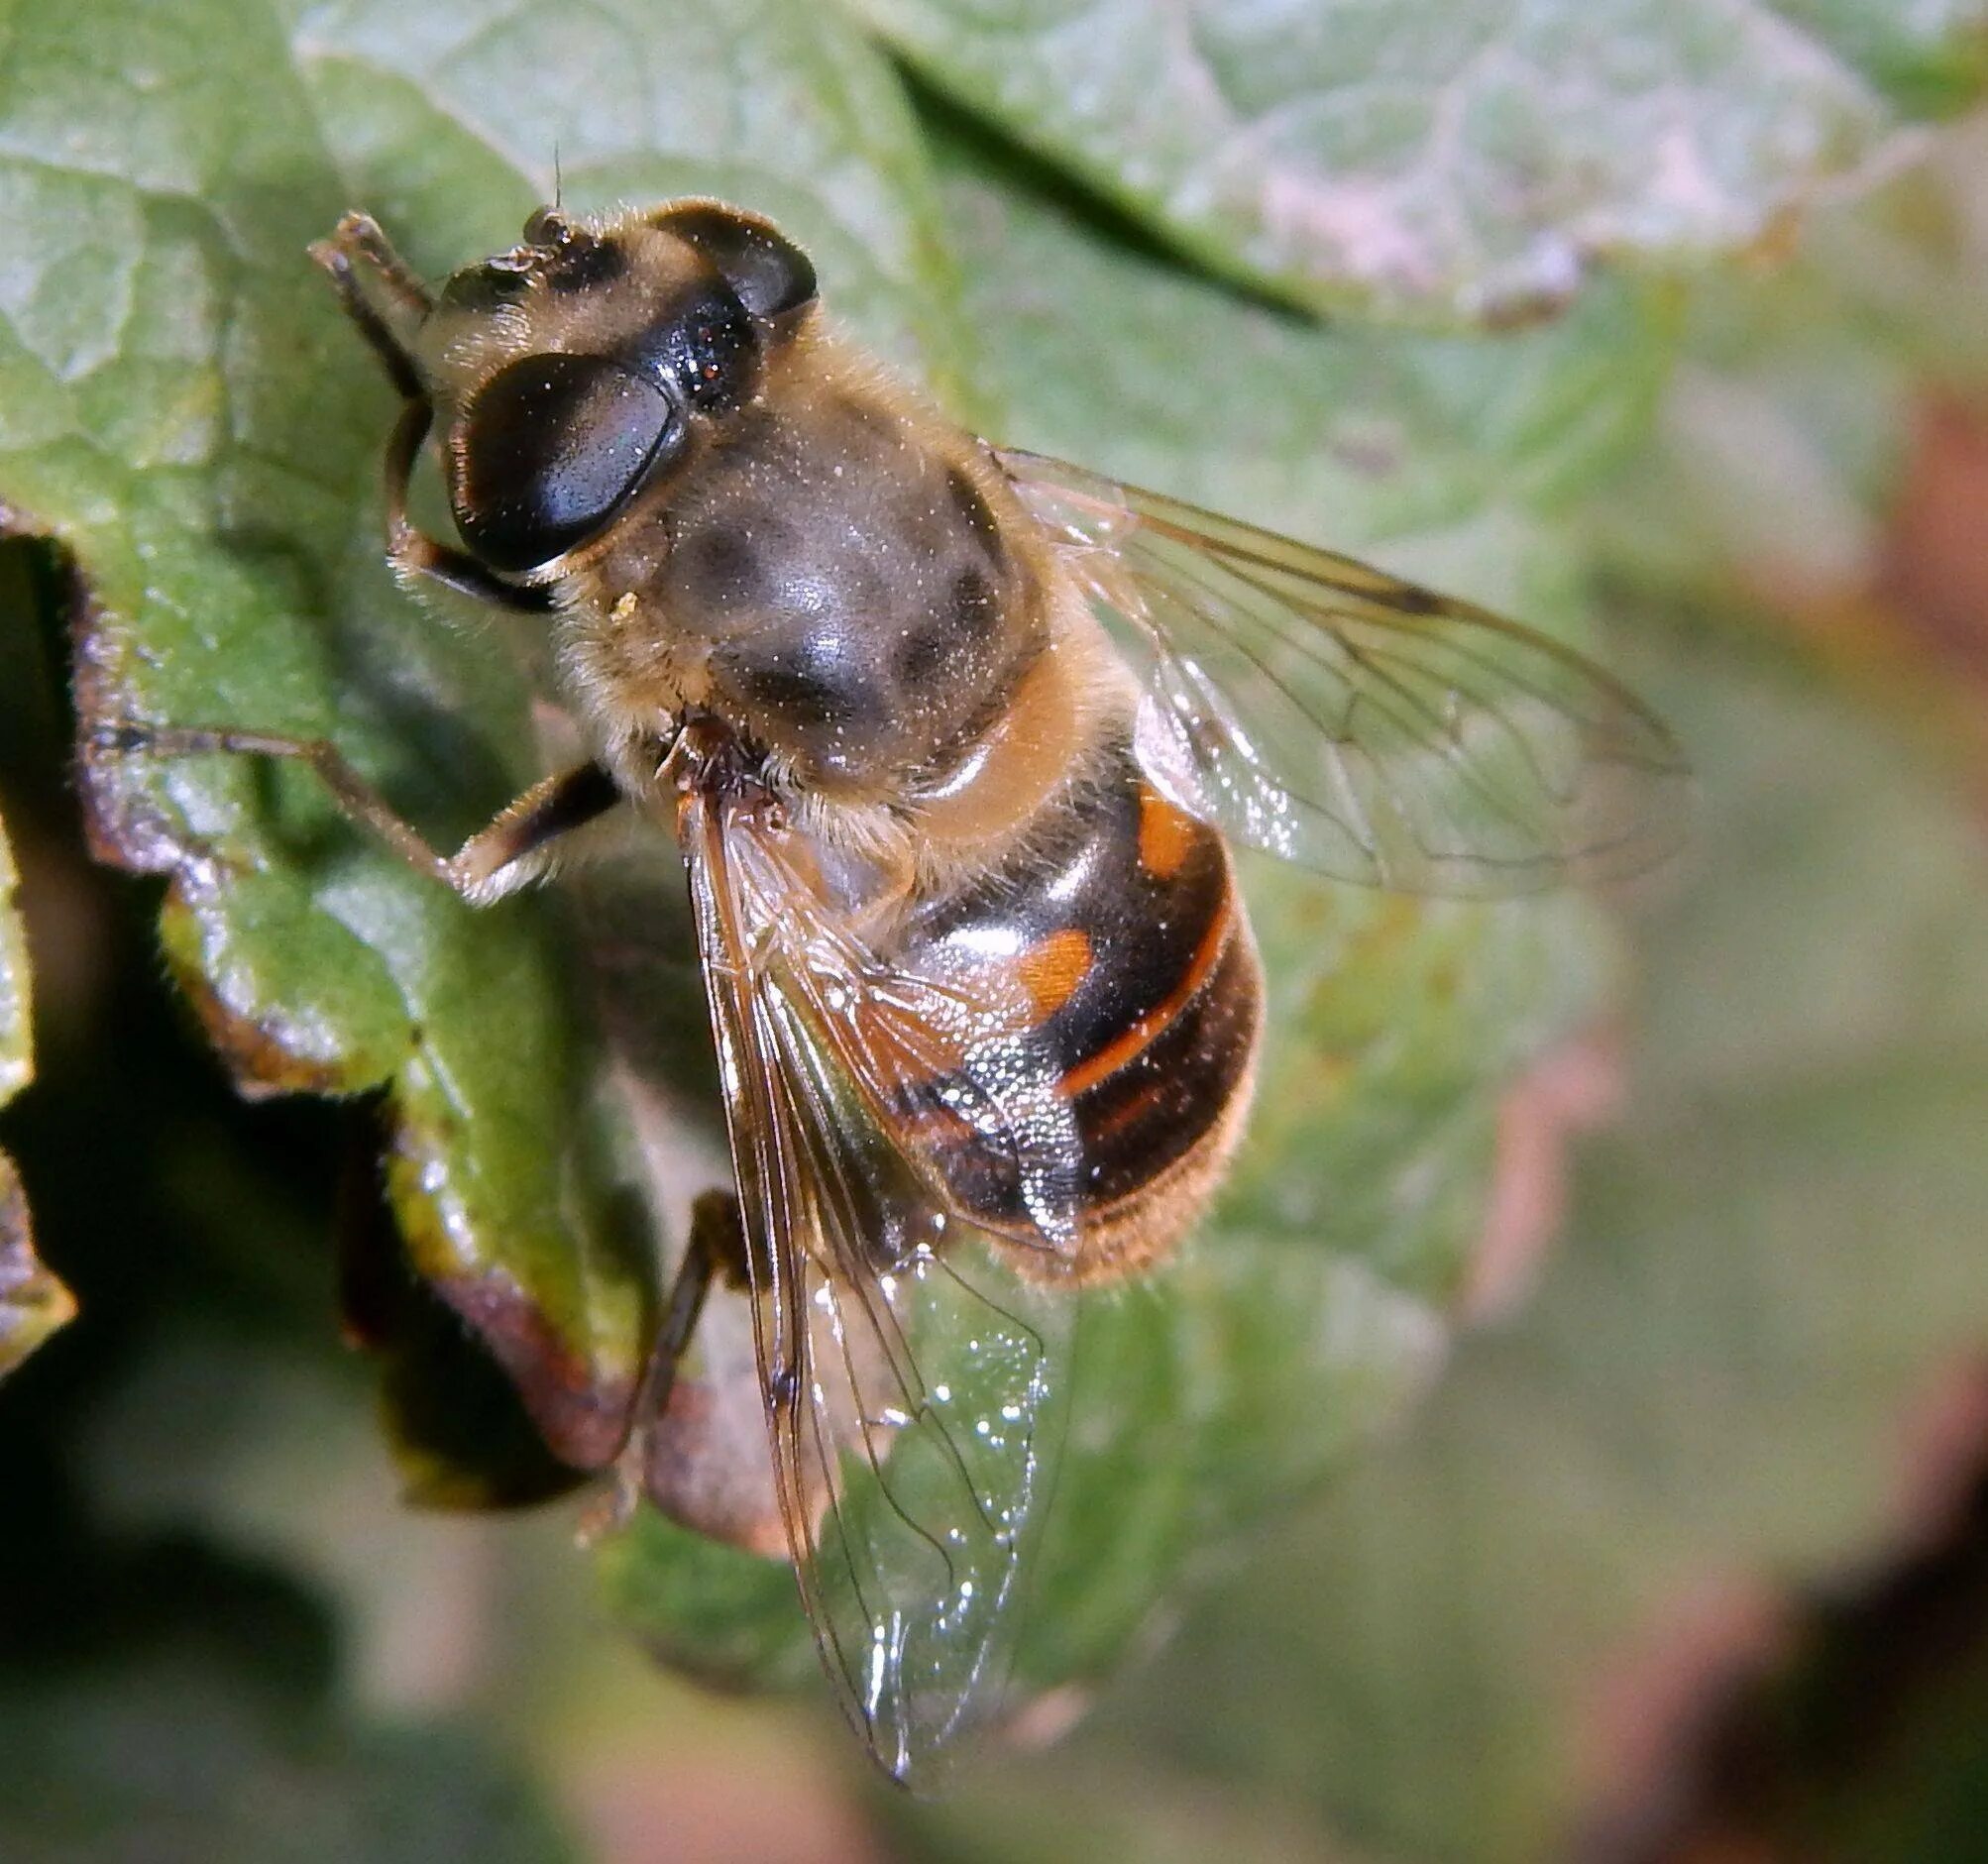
113, 202, 1687, 1784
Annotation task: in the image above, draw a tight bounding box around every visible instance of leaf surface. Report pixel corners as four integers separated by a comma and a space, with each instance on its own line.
2, 0, 1676, 1732
0, 0, 957, 1468
855, 0, 1988, 321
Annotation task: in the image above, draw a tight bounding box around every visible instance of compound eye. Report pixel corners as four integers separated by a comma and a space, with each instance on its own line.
451, 352, 683, 572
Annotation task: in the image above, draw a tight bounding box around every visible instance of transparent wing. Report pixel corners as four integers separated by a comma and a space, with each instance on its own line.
681, 782, 1078, 1786
998, 448, 1690, 896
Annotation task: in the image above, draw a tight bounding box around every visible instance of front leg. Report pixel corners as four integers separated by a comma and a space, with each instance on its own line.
309, 212, 431, 401
378, 400, 555, 615
102, 722, 620, 906
311, 215, 554, 618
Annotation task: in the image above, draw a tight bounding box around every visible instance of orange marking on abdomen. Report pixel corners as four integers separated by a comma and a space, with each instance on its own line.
1015, 927, 1093, 1021
1136, 785, 1199, 881
1059, 889, 1234, 1098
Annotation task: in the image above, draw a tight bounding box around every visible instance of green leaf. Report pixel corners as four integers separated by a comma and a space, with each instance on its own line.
974, 133, 1988, 1850
281, 0, 969, 395
0, 0, 955, 1470
0, 810, 71, 1379
6, 0, 1674, 1738
853, 0, 1988, 323
1593, 113, 1988, 605
1081, 618, 1988, 1859
940, 135, 1674, 584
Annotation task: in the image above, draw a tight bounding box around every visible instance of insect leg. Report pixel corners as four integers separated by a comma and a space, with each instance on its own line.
588, 1188, 731, 1537
311, 216, 549, 616
100, 724, 619, 905
379, 400, 555, 615
639, 1188, 733, 1416
310, 213, 430, 401
447, 759, 624, 900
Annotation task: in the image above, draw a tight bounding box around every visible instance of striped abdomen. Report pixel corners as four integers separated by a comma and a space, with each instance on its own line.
896, 732, 1262, 1282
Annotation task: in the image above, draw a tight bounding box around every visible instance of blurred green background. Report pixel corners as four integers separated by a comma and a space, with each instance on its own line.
6, 2, 1988, 1859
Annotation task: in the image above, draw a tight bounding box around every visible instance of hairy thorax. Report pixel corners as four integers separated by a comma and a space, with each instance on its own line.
556, 332, 1118, 882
